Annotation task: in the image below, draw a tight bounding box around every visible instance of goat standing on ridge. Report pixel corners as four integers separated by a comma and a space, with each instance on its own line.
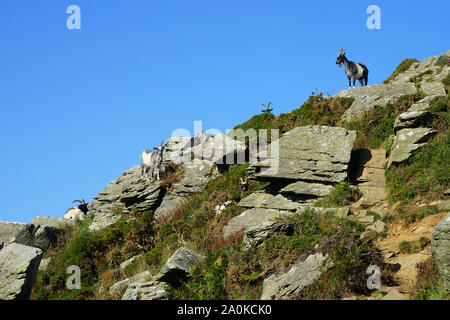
141, 141, 166, 180
336, 48, 369, 89
261, 102, 273, 113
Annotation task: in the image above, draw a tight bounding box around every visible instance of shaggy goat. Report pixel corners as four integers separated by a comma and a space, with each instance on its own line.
336, 48, 369, 88
64, 199, 89, 221
141, 141, 166, 180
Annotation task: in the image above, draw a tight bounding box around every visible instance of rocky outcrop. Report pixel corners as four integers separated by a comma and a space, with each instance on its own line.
121, 280, 168, 300
0, 243, 43, 300
30, 216, 76, 229
249, 126, 357, 183
432, 213, 450, 292
155, 132, 245, 221
223, 208, 287, 239
352, 149, 387, 201
154, 247, 205, 286
88, 166, 163, 231
0, 221, 59, 251
243, 221, 292, 249
261, 252, 332, 300
13, 224, 58, 251
388, 127, 437, 167
388, 95, 443, 167
0, 221, 27, 247
336, 50, 450, 121
337, 82, 417, 121
120, 248, 205, 300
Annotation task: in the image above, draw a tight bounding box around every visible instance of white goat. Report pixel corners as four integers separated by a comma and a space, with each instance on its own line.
141, 141, 166, 180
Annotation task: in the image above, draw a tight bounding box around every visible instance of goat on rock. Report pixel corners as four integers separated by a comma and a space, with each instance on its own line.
141, 141, 166, 180
64, 199, 89, 221
336, 48, 369, 89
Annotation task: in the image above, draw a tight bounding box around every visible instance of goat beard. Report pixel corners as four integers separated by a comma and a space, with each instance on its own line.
339, 63, 342, 68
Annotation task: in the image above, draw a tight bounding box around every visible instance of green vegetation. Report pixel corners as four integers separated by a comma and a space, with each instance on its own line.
344, 93, 424, 151
383, 58, 419, 84
386, 127, 449, 202
414, 258, 449, 300
170, 208, 379, 300
233, 93, 355, 138
315, 182, 361, 208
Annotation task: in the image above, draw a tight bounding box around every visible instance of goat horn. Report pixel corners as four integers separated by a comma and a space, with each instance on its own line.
72, 200, 82, 204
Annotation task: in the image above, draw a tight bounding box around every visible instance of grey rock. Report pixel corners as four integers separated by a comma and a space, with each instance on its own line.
30, 216, 76, 229
388, 127, 437, 167
430, 200, 450, 211
38, 258, 50, 271
154, 195, 185, 221
120, 255, 141, 270
393, 110, 435, 133
223, 208, 286, 239
336, 82, 417, 121
431, 213, 450, 292
155, 247, 205, 286
121, 280, 168, 300
261, 252, 332, 300
367, 220, 386, 233
88, 166, 163, 232
360, 230, 377, 241
358, 215, 375, 225
248, 126, 356, 183
243, 221, 292, 249
0, 243, 43, 300
444, 189, 450, 196
13, 224, 58, 251
237, 190, 306, 211
0, 221, 27, 246
408, 95, 445, 112
280, 181, 334, 197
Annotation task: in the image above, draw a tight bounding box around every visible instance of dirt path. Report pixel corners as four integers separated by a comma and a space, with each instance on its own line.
346, 149, 445, 300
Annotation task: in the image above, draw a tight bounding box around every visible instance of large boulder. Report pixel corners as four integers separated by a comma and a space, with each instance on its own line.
154, 247, 205, 286
0, 221, 27, 246
388, 127, 437, 167
223, 208, 287, 239
0, 243, 43, 300
261, 252, 332, 300
88, 166, 163, 231
30, 216, 76, 229
12, 224, 58, 251
243, 221, 292, 249
336, 82, 417, 121
248, 126, 357, 184
432, 213, 450, 292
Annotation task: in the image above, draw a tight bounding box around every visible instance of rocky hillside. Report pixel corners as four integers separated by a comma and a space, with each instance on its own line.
1, 50, 449, 300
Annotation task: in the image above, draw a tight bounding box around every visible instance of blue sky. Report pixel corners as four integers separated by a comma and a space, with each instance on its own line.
0, 1, 449, 222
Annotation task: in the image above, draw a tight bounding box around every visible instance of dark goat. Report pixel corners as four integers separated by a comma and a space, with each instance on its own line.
261, 102, 273, 113
336, 48, 369, 88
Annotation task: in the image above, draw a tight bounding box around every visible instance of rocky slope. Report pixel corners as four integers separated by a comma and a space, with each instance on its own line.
0, 49, 449, 300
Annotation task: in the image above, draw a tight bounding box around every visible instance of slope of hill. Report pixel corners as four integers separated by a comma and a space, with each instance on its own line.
1, 50, 449, 301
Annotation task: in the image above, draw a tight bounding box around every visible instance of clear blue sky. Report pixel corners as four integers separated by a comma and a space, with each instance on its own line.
0, 1, 448, 222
